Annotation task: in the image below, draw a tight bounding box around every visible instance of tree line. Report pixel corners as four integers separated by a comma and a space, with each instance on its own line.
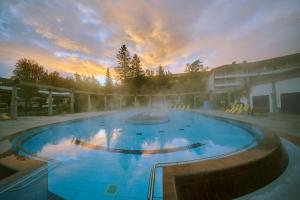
13, 58, 101, 92
113, 44, 207, 94
11, 44, 207, 95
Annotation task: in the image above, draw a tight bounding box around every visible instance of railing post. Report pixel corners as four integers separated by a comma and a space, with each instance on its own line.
70, 90, 74, 113
10, 83, 18, 119
87, 94, 92, 112
48, 90, 53, 116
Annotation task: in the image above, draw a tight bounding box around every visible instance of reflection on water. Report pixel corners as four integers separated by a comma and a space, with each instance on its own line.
19, 110, 257, 199
141, 140, 160, 150
164, 138, 189, 148
86, 128, 122, 147
202, 140, 236, 157
39, 138, 81, 160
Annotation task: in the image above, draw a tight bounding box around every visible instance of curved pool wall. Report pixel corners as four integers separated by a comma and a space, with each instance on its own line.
11, 109, 261, 200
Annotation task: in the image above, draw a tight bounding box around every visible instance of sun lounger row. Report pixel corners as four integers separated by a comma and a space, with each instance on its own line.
225, 103, 250, 114
167, 104, 191, 110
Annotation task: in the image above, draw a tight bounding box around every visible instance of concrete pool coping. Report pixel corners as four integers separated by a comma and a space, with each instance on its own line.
162, 110, 293, 200
0, 109, 299, 199
163, 110, 300, 199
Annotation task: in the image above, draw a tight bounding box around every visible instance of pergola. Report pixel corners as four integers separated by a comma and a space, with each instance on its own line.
0, 77, 209, 119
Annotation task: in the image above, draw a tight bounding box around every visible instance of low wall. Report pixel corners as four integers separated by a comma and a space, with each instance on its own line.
163, 125, 288, 200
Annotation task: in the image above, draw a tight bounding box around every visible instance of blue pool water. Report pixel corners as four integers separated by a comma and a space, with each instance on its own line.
15, 110, 259, 200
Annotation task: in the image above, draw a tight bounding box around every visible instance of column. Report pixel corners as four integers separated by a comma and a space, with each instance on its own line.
193, 95, 196, 108
10, 84, 18, 119
209, 91, 214, 109
149, 96, 152, 107
104, 95, 107, 110
271, 81, 277, 112
119, 95, 122, 110
227, 92, 231, 105
177, 95, 181, 104
134, 95, 137, 107
48, 90, 53, 116
70, 91, 74, 113
87, 94, 92, 112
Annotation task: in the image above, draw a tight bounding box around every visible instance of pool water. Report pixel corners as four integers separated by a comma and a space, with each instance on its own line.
15, 110, 259, 200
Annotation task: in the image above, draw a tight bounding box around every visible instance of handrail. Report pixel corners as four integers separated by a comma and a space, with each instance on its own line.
147, 141, 258, 200
0, 136, 61, 194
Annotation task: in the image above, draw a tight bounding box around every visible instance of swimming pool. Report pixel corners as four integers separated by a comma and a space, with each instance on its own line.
13, 109, 260, 200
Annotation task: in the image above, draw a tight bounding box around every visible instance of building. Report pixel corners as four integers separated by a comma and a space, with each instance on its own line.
207, 53, 300, 113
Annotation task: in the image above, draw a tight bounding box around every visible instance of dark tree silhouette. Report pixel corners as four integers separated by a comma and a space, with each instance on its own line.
104, 68, 113, 93
115, 44, 131, 83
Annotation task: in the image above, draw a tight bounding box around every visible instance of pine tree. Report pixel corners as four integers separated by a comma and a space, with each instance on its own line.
105, 68, 113, 93
131, 54, 144, 77
130, 54, 146, 93
115, 44, 131, 83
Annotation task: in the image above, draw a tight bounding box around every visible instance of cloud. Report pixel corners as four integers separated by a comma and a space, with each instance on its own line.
32, 23, 91, 54
0, 0, 299, 78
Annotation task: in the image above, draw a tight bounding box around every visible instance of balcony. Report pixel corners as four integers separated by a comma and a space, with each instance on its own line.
214, 66, 299, 79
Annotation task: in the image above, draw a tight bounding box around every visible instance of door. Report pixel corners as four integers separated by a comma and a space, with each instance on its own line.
252, 95, 270, 113
281, 92, 300, 114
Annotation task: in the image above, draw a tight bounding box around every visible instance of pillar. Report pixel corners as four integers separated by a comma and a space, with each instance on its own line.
149, 96, 152, 107
87, 94, 92, 112
70, 91, 74, 113
104, 95, 107, 110
177, 95, 181, 104
209, 91, 214, 101
271, 81, 277, 112
10, 84, 18, 119
193, 95, 196, 108
119, 95, 122, 110
227, 92, 231, 105
48, 90, 53, 116
134, 95, 137, 107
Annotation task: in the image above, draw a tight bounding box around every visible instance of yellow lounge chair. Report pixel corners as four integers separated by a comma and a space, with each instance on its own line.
244, 104, 250, 113
229, 104, 239, 113
225, 103, 236, 113
236, 104, 244, 114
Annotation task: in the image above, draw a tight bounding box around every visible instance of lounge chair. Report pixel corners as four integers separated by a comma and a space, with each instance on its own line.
225, 103, 237, 113
186, 105, 190, 110
243, 104, 250, 114
236, 104, 244, 114
230, 104, 240, 113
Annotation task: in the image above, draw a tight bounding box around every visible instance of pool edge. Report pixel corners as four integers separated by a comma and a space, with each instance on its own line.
163, 112, 289, 200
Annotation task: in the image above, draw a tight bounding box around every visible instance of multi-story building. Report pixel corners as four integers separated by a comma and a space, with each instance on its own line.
207, 53, 300, 113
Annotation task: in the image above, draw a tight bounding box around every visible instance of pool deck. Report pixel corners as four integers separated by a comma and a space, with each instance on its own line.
195, 109, 300, 147
0, 110, 300, 199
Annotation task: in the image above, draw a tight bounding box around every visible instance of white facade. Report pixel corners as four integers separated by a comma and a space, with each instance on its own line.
249, 83, 273, 112
209, 57, 300, 92
249, 77, 300, 112
275, 77, 300, 109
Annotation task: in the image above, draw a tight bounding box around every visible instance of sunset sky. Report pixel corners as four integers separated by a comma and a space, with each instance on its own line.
0, 0, 300, 82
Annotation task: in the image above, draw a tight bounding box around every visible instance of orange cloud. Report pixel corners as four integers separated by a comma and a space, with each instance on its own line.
0, 42, 109, 78
27, 22, 91, 54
